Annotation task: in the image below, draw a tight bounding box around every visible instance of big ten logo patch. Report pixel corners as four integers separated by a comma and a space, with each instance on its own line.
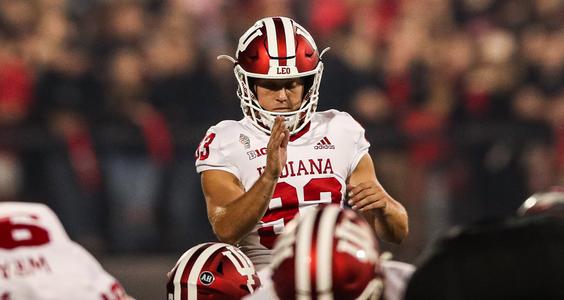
247, 147, 267, 160
199, 271, 215, 285
239, 134, 251, 149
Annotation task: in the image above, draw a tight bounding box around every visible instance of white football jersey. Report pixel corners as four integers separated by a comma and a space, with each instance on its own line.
0, 202, 129, 300
195, 110, 370, 269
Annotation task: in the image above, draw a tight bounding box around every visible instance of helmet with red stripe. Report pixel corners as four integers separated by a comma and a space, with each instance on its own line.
218, 16, 329, 134
518, 186, 564, 218
166, 242, 261, 300
271, 205, 383, 300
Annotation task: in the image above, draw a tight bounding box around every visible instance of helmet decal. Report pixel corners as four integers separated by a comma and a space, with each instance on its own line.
199, 271, 214, 285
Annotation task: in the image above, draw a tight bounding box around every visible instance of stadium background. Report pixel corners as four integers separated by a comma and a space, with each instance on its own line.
0, 0, 562, 298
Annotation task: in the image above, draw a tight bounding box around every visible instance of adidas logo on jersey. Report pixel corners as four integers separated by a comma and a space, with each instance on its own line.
314, 137, 335, 149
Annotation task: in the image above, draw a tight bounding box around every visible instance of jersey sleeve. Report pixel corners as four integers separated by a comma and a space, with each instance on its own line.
341, 112, 370, 174
195, 125, 240, 177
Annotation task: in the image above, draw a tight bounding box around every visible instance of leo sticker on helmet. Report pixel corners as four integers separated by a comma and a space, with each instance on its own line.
199, 271, 215, 285
276, 66, 291, 74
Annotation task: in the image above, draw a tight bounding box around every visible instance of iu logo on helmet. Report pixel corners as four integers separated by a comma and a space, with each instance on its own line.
199, 271, 215, 285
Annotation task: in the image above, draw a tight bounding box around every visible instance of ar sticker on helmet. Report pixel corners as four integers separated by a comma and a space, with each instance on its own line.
199, 271, 215, 285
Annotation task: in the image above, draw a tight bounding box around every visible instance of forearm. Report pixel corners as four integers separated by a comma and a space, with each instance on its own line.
370, 198, 409, 243
209, 173, 278, 244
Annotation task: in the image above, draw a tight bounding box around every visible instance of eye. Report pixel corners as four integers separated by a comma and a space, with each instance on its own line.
262, 82, 279, 91
286, 79, 303, 90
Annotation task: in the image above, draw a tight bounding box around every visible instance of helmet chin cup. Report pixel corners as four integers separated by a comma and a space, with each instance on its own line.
256, 111, 299, 134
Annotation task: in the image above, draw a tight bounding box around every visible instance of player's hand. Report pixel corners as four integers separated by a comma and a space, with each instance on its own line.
347, 181, 389, 213
264, 116, 289, 180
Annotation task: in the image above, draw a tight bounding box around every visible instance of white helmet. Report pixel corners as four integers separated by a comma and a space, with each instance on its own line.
166, 242, 261, 299
218, 16, 329, 134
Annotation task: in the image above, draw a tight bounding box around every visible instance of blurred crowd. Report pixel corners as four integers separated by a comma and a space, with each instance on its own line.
0, 0, 562, 261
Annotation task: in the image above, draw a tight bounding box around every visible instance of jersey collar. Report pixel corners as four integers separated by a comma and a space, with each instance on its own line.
289, 121, 311, 142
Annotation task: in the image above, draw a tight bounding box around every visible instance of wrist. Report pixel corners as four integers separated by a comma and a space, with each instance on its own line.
262, 169, 280, 181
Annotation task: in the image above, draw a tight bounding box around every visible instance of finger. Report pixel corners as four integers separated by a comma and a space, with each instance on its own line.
274, 116, 286, 135
357, 199, 388, 212
272, 132, 284, 148
349, 189, 386, 207
352, 195, 386, 211
348, 188, 379, 206
274, 117, 288, 143
346, 183, 360, 199
274, 116, 285, 126
347, 182, 372, 200
269, 117, 284, 147
280, 127, 290, 148
346, 183, 356, 193
350, 181, 384, 198
269, 117, 281, 138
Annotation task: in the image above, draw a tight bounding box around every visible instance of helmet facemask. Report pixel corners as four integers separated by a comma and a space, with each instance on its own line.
234, 62, 324, 135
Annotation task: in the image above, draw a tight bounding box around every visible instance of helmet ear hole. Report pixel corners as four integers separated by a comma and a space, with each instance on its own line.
216, 261, 224, 275
240, 284, 252, 293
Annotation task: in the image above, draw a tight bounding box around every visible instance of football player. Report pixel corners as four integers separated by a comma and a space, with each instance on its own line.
195, 16, 408, 270
244, 204, 414, 300
166, 242, 261, 300
0, 202, 132, 300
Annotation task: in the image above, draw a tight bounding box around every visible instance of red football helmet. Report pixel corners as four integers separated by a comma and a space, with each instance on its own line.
271, 205, 383, 300
166, 242, 261, 300
218, 16, 329, 134
517, 186, 564, 218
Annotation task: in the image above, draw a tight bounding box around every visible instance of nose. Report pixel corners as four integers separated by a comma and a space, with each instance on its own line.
276, 88, 289, 101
